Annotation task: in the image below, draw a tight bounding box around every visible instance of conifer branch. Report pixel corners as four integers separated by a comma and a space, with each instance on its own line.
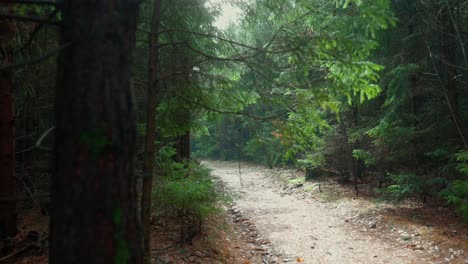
1, 0, 58, 6
0, 13, 60, 25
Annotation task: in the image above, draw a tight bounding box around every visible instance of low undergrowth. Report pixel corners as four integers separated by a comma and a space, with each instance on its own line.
152, 147, 230, 241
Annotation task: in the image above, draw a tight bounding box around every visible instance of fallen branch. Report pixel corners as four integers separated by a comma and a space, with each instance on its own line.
0, 236, 48, 264
0, 244, 32, 263
15, 126, 55, 154
1, 43, 70, 71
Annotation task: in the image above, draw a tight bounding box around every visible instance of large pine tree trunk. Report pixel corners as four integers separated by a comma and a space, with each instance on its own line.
0, 18, 17, 238
51, 0, 142, 263
141, 0, 162, 263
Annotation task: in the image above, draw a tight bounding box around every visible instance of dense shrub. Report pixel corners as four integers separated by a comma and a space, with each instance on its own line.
153, 147, 228, 221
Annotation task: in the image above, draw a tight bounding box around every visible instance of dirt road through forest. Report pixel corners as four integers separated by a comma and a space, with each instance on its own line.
205, 161, 441, 264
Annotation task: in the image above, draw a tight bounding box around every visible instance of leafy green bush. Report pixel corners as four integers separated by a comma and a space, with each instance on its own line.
243, 137, 268, 164
442, 180, 468, 222
297, 152, 326, 170
243, 135, 288, 168
438, 150, 468, 222
153, 147, 228, 220
455, 150, 468, 175
352, 149, 377, 167
383, 173, 421, 200
383, 173, 447, 201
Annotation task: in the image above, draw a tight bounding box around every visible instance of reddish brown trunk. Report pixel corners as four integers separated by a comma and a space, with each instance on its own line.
0, 70, 16, 238
141, 1, 162, 263
0, 18, 17, 238
51, 0, 142, 263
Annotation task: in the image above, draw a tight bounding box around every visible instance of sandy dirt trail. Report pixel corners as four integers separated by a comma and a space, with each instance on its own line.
205, 161, 429, 264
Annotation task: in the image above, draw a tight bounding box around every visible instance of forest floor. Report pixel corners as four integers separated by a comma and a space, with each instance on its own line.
4, 160, 468, 264
204, 160, 468, 264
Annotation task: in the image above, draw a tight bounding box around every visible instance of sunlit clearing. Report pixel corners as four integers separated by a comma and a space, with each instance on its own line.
207, 0, 241, 30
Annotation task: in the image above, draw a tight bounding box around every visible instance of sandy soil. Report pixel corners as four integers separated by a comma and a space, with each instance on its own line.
205, 160, 467, 264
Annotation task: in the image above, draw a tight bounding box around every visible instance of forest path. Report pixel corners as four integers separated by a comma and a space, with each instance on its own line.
205, 160, 431, 264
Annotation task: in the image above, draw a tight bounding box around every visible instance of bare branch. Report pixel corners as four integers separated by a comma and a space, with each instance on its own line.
1, 42, 70, 71
0, 194, 50, 202
185, 42, 258, 62
171, 89, 287, 121
15, 126, 55, 154
0, 13, 60, 25
156, 28, 263, 51
425, 39, 468, 149
17, 8, 59, 53
1, 0, 58, 6
157, 41, 186, 49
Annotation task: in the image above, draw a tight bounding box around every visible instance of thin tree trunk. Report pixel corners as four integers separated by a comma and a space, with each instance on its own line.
440, 4, 465, 146
0, 18, 17, 238
178, 130, 191, 160
339, 113, 359, 194
142, 0, 162, 263
444, 29, 461, 142
179, 57, 191, 161
20, 95, 35, 185
51, 0, 142, 263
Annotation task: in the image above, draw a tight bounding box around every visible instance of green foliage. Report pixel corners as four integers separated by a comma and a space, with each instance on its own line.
112, 208, 130, 264
383, 173, 448, 201
364, 67, 420, 164
243, 135, 286, 167
382, 64, 420, 108
193, 116, 242, 161
80, 128, 111, 154
190, 0, 468, 223
7, 4, 55, 20
297, 151, 326, 171
352, 149, 377, 167
288, 177, 306, 185
438, 151, 468, 221
384, 173, 422, 200
153, 147, 227, 219
243, 137, 270, 164
442, 180, 468, 222
193, 0, 397, 173
455, 150, 468, 176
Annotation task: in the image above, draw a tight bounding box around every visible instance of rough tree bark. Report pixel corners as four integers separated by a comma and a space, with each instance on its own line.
0, 17, 17, 238
51, 0, 142, 263
141, 0, 162, 263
